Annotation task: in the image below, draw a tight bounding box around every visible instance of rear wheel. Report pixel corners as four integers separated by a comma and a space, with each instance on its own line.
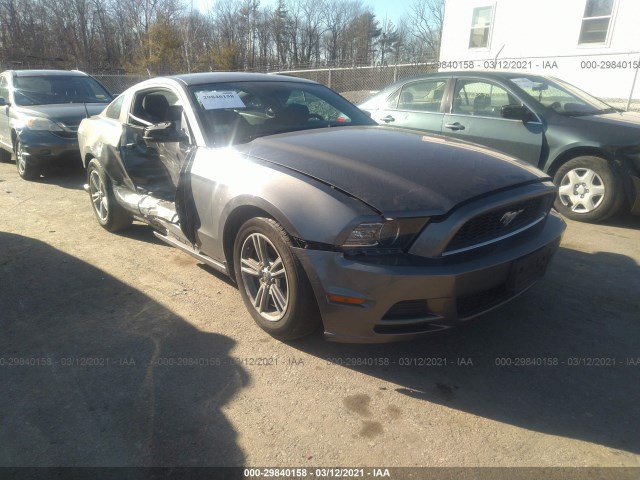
553, 156, 624, 222
87, 159, 133, 232
233, 217, 320, 340
15, 139, 41, 180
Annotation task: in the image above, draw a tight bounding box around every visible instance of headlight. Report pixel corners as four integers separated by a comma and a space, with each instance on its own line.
15, 116, 65, 132
343, 218, 428, 253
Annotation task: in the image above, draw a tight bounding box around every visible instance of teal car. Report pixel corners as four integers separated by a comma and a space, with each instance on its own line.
359, 72, 640, 222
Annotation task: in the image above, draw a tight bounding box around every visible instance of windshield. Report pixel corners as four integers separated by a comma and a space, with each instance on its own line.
13, 75, 112, 106
509, 76, 614, 116
188, 80, 376, 146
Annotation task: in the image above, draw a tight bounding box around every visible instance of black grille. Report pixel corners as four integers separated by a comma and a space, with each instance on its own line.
457, 284, 511, 318
445, 197, 546, 254
374, 323, 445, 335
382, 300, 429, 320
52, 130, 78, 139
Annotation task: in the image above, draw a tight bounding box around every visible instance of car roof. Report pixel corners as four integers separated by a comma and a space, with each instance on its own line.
379, 70, 550, 91
396, 70, 549, 81
6, 69, 90, 77
167, 71, 318, 86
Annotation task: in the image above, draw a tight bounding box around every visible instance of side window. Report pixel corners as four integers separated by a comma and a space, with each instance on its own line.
397, 80, 447, 112
384, 89, 401, 109
286, 89, 351, 123
469, 5, 494, 49
104, 95, 124, 120
452, 80, 517, 117
130, 89, 192, 142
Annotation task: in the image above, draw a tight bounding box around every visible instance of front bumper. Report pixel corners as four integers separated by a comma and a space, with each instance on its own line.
17, 130, 80, 166
295, 211, 565, 343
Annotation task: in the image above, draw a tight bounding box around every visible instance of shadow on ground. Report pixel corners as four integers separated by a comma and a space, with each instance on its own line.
117, 224, 169, 246
34, 162, 86, 191
0, 232, 247, 467
295, 246, 640, 454
603, 211, 640, 229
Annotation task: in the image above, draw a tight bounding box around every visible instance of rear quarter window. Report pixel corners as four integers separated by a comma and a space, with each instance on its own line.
104, 95, 125, 120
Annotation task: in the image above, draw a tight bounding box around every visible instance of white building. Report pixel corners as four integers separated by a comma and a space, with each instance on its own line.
439, 0, 640, 102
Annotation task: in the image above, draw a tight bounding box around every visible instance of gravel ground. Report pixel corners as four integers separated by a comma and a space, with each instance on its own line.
0, 161, 639, 477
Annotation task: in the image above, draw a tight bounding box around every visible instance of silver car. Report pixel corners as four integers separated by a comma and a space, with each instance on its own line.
78, 73, 565, 343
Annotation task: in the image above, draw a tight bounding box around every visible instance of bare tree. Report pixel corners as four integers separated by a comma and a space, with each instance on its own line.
321, 0, 366, 66
408, 0, 444, 61
0, 0, 426, 74
299, 0, 324, 66
376, 18, 401, 66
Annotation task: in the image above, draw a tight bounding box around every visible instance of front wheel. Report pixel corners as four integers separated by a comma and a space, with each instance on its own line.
553, 156, 624, 222
15, 139, 41, 180
233, 217, 320, 340
87, 159, 133, 232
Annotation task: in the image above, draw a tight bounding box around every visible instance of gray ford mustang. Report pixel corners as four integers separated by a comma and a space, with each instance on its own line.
78, 72, 565, 343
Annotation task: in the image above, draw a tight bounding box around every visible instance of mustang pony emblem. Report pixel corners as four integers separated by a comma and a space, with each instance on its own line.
500, 209, 525, 226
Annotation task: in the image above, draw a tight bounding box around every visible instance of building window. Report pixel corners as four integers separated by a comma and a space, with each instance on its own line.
468, 6, 493, 49
579, 0, 615, 44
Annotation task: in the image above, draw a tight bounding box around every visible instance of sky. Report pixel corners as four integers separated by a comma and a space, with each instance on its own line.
368, 0, 415, 23
193, 0, 415, 24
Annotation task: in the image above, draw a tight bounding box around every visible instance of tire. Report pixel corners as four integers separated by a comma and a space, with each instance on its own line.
15, 139, 41, 180
233, 217, 321, 340
553, 156, 624, 222
87, 159, 133, 232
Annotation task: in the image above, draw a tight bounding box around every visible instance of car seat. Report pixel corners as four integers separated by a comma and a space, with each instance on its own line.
142, 94, 170, 124
472, 93, 492, 115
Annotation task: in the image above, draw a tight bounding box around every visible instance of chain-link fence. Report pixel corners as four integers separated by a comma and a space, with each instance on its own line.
278, 63, 439, 104
90, 59, 640, 111
91, 74, 150, 95
90, 63, 441, 100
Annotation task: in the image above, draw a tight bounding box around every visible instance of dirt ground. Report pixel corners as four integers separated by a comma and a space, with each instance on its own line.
0, 161, 639, 477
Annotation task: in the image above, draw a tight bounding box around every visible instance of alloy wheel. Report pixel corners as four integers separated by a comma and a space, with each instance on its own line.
16, 141, 26, 176
89, 169, 109, 223
239, 232, 289, 322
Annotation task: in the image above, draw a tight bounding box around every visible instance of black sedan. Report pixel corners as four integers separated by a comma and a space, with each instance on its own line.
0, 69, 112, 179
359, 71, 640, 222
78, 72, 565, 343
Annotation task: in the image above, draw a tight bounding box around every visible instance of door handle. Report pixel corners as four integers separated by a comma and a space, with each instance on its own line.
380, 115, 395, 123
444, 122, 465, 131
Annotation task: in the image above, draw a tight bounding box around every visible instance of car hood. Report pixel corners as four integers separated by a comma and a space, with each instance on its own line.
239, 127, 546, 217
560, 110, 640, 128
14, 103, 107, 128
547, 110, 640, 151
582, 110, 640, 126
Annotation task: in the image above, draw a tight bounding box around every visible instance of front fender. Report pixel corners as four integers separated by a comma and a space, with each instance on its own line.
188, 147, 377, 263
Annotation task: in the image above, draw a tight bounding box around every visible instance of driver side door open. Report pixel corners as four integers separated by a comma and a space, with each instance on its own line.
117, 88, 197, 243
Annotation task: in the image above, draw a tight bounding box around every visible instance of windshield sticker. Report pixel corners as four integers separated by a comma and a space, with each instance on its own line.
196, 91, 246, 110
511, 78, 545, 90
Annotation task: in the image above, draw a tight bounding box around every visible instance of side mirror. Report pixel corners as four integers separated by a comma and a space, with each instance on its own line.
501, 104, 533, 122
0, 97, 9, 107
143, 122, 189, 143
